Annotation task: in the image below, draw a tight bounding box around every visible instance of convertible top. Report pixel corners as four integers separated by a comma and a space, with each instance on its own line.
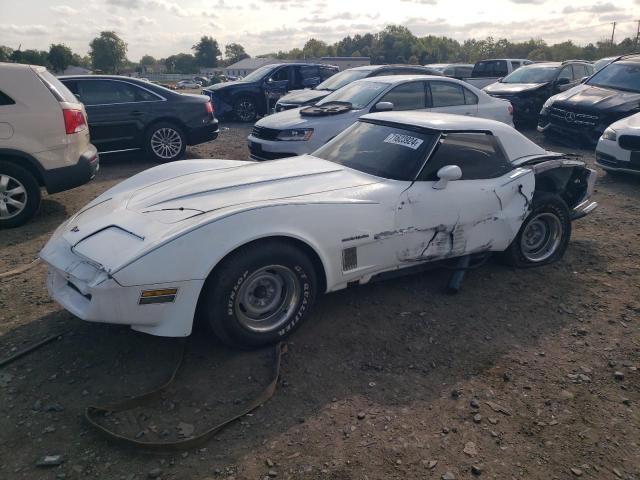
362, 111, 547, 162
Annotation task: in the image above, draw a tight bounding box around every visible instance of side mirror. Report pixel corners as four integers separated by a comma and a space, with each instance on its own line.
580, 76, 588, 84
433, 165, 462, 190
266, 78, 274, 84
556, 77, 570, 86
373, 101, 394, 112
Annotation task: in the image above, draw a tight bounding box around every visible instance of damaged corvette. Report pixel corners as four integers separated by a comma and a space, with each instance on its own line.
40, 112, 597, 348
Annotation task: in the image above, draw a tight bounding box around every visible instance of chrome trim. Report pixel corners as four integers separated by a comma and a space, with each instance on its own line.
99, 148, 141, 154
571, 200, 598, 220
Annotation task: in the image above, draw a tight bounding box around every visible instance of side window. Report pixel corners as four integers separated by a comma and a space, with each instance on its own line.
558, 66, 573, 81
271, 67, 289, 82
455, 66, 472, 78
511, 61, 521, 70
585, 64, 595, 76
443, 66, 455, 76
463, 88, 478, 105
62, 80, 78, 95
77, 80, 137, 106
319, 67, 336, 80
299, 66, 319, 80
379, 81, 426, 111
135, 86, 161, 101
418, 133, 512, 181
429, 81, 465, 107
0, 90, 15, 106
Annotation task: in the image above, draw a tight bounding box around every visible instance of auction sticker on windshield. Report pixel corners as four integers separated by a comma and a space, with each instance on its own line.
383, 133, 424, 150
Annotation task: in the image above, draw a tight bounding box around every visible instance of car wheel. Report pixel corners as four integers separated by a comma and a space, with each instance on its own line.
0, 161, 41, 229
201, 241, 318, 348
503, 192, 571, 268
234, 97, 257, 122
146, 122, 186, 162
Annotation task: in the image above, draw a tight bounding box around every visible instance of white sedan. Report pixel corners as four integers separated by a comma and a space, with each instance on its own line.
596, 113, 640, 175
248, 75, 514, 160
40, 113, 596, 348
176, 80, 202, 89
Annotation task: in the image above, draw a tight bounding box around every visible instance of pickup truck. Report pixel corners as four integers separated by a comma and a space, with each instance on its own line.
464, 59, 533, 89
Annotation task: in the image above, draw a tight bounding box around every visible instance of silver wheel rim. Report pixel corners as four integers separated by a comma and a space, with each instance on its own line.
150, 127, 182, 160
236, 100, 255, 121
0, 174, 27, 219
235, 265, 300, 333
520, 212, 562, 262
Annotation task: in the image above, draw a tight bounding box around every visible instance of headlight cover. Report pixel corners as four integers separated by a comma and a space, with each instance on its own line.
602, 127, 617, 142
541, 97, 554, 112
276, 128, 314, 141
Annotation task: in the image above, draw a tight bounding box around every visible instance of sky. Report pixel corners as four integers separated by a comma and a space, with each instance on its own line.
1, 0, 638, 61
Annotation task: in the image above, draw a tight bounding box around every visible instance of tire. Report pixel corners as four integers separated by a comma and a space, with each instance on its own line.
201, 241, 318, 348
503, 192, 571, 268
0, 161, 41, 229
234, 97, 257, 122
145, 122, 186, 162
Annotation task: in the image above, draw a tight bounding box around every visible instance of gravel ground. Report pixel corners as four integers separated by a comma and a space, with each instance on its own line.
0, 119, 639, 480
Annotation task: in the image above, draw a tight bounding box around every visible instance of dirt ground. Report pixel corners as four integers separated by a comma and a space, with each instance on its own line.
0, 119, 639, 480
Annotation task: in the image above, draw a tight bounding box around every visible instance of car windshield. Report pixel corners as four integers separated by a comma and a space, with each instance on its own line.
241, 65, 278, 83
313, 121, 438, 181
594, 57, 615, 71
586, 62, 640, 93
315, 69, 371, 91
501, 65, 558, 84
316, 80, 388, 109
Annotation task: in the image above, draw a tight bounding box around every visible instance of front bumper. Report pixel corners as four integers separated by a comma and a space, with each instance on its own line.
247, 134, 312, 161
40, 237, 202, 337
42, 146, 99, 194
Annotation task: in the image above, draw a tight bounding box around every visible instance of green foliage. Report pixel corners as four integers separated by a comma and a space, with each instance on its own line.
224, 43, 249, 65
0, 45, 13, 62
48, 44, 73, 72
9, 49, 50, 67
89, 31, 127, 73
192, 36, 221, 68
165, 53, 197, 73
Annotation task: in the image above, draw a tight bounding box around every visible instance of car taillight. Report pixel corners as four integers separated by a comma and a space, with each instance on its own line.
63, 109, 87, 134
205, 101, 213, 114
508, 103, 514, 116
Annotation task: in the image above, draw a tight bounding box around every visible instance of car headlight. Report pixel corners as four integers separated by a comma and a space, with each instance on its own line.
602, 127, 617, 142
276, 128, 313, 141
541, 97, 554, 113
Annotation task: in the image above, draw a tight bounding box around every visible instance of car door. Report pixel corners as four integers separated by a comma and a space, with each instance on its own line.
376, 80, 428, 111
74, 79, 152, 153
392, 132, 534, 262
427, 80, 477, 116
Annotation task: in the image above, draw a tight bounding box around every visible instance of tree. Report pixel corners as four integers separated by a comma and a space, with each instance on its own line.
224, 43, 249, 65
164, 53, 197, 73
0, 46, 12, 62
302, 38, 328, 58
192, 36, 221, 68
139, 54, 157, 72
48, 44, 73, 72
89, 31, 127, 73
9, 49, 50, 67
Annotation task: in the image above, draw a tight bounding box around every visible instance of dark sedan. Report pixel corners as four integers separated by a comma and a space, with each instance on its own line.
274, 64, 443, 112
538, 54, 640, 145
483, 61, 594, 125
61, 76, 219, 162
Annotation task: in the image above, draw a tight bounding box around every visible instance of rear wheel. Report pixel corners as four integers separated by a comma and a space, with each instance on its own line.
145, 122, 186, 162
201, 241, 317, 348
0, 161, 41, 229
503, 192, 571, 267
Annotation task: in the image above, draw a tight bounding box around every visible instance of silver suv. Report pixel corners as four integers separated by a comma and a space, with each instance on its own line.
0, 63, 98, 228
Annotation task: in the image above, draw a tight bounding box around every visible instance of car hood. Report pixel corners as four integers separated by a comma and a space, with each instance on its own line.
610, 111, 640, 131
484, 82, 547, 94
205, 80, 251, 92
279, 89, 331, 105
552, 84, 640, 110
255, 105, 360, 129
44, 157, 382, 273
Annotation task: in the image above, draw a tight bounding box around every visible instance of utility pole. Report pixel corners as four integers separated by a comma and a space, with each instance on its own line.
610, 22, 617, 51
635, 20, 640, 51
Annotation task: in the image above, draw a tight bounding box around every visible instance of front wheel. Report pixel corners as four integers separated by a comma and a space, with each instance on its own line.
503, 192, 571, 267
234, 97, 257, 122
145, 122, 186, 162
202, 241, 318, 348
0, 161, 41, 229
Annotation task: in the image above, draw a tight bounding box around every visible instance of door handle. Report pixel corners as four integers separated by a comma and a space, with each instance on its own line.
130, 110, 144, 117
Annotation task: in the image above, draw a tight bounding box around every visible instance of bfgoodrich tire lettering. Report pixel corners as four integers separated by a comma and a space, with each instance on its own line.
202, 241, 317, 348
0, 160, 41, 229
503, 192, 571, 267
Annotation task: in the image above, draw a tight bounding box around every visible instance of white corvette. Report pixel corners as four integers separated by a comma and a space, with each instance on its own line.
41, 113, 597, 348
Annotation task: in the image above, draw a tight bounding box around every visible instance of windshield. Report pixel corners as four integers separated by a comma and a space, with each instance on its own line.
313, 121, 437, 181
241, 64, 278, 83
472, 60, 508, 78
594, 57, 615, 72
586, 62, 640, 93
501, 65, 558, 84
315, 69, 371, 91
316, 80, 388, 109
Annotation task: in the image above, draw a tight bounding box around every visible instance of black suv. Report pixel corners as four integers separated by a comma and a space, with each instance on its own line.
274, 64, 442, 112
61, 76, 218, 162
538, 54, 640, 144
201, 63, 339, 122
484, 60, 594, 125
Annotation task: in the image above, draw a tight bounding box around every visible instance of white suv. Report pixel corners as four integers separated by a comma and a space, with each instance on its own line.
0, 63, 98, 228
